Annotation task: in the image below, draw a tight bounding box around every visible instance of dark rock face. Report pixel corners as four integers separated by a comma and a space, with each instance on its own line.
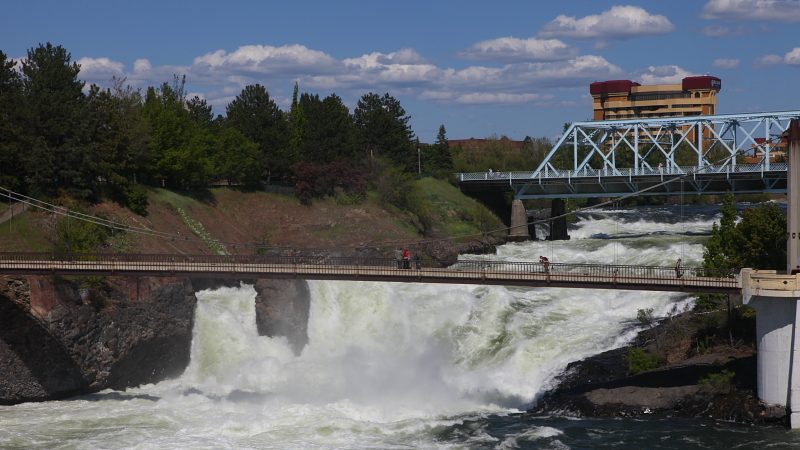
0, 276, 196, 404
253, 279, 310, 355
531, 317, 783, 425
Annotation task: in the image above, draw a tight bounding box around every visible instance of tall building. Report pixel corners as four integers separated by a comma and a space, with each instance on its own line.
590, 76, 721, 121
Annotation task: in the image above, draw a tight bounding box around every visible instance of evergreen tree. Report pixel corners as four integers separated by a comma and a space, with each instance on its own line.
21, 42, 93, 198
428, 124, 453, 177
353, 92, 416, 172
299, 93, 356, 164
0, 51, 25, 191
288, 81, 305, 162
226, 84, 288, 181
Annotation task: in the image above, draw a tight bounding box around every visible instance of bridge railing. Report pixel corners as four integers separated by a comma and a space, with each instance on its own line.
451, 259, 737, 288
457, 163, 787, 182
0, 253, 739, 290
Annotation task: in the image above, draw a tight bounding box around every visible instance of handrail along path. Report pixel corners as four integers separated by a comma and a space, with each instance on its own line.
0, 253, 740, 294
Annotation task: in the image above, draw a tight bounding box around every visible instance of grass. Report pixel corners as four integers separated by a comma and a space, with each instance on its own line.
150, 188, 205, 211
0, 212, 53, 252
411, 177, 504, 238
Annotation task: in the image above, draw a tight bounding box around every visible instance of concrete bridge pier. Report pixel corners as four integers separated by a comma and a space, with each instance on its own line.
742, 272, 800, 427
508, 199, 530, 241
548, 199, 570, 241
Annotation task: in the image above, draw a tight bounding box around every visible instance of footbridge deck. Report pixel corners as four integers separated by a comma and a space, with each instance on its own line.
0, 253, 740, 294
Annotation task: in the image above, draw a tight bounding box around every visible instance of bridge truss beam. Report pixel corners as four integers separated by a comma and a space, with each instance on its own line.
458, 110, 800, 199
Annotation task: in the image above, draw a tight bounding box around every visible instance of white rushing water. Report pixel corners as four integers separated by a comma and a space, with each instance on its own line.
0, 207, 714, 449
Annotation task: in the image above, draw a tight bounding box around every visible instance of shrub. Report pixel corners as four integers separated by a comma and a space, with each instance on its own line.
125, 184, 149, 216
293, 160, 367, 204
636, 308, 655, 326
700, 369, 735, 393
626, 347, 664, 375
55, 215, 111, 254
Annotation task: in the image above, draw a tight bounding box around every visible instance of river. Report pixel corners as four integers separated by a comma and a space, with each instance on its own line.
2, 205, 799, 449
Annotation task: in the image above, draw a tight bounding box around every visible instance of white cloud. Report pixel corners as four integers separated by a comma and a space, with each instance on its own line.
453, 92, 550, 105
76, 57, 125, 82
192, 44, 339, 76
702, 24, 730, 37
785, 47, 800, 65
637, 65, 696, 84
343, 48, 425, 69
757, 47, 800, 66
459, 37, 576, 62
702, 0, 800, 22
133, 58, 152, 73
758, 54, 785, 65
713, 58, 741, 69
540, 5, 674, 39
71, 44, 625, 108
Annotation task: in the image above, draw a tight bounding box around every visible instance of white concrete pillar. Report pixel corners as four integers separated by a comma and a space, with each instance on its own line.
749, 297, 796, 408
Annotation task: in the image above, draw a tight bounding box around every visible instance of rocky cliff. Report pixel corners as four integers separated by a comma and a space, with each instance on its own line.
0, 275, 196, 404
0, 274, 313, 404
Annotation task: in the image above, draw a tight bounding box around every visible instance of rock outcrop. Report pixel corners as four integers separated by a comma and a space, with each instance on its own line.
0, 275, 196, 404
253, 279, 310, 355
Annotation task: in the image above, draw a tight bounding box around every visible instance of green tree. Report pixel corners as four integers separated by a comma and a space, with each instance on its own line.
226, 84, 288, 181
0, 51, 25, 191
142, 79, 213, 189
299, 93, 356, 164
21, 42, 93, 199
703, 193, 743, 271
187, 95, 213, 125
427, 124, 454, 178
353, 92, 416, 172
288, 81, 305, 160
213, 127, 262, 186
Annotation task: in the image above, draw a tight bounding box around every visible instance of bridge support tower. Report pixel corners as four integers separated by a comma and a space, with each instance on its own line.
742, 119, 800, 427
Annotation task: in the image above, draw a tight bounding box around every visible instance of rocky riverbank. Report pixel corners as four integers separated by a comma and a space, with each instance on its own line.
530, 310, 785, 425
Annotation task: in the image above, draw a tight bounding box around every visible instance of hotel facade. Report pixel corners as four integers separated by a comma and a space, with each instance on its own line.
589, 75, 721, 121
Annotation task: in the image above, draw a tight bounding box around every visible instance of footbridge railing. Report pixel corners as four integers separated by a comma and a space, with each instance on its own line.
0, 253, 740, 294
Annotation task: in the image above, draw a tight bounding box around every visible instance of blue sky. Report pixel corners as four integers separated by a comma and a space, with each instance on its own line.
3, 0, 800, 142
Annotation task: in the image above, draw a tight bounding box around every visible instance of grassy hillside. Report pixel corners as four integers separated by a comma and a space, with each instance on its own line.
0, 183, 505, 256
409, 177, 504, 240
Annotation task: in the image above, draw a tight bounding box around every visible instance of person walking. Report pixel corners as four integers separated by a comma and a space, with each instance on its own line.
402, 248, 411, 269
413, 254, 421, 269
675, 258, 683, 278
394, 249, 402, 269
539, 255, 550, 274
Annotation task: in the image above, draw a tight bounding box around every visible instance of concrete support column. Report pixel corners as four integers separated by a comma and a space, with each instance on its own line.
548, 199, 570, 241
508, 199, 529, 241
790, 298, 800, 428
788, 120, 800, 274
749, 298, 796, 408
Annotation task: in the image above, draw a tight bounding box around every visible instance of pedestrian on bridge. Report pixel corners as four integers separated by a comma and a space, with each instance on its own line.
402, 248, 411, 269
539, 255, 550, 275
394, 249, 403, 269
675, 258, 683, 279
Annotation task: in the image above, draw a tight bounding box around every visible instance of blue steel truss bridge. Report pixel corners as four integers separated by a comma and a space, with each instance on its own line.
458, 110, 800, 199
